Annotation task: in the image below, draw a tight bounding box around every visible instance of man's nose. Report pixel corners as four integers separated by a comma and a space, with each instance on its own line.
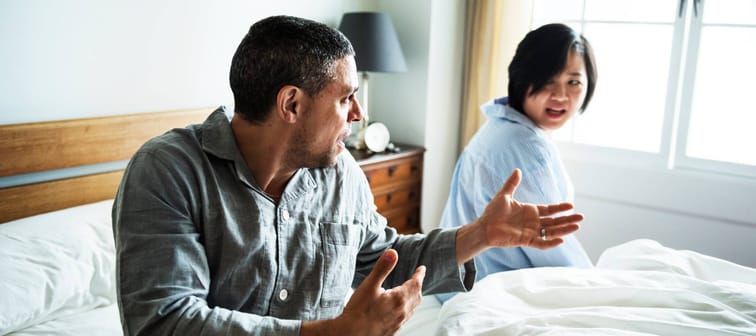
349, 98, 364, 122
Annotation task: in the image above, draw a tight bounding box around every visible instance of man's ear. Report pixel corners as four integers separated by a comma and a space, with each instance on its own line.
276, 85, 303, 124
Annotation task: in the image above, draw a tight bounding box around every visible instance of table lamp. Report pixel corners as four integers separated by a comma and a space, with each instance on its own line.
338, 12, 407, 150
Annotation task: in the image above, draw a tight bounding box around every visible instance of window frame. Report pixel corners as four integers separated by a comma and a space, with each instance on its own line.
535, 0, 756, 180
673, 0, 756, 178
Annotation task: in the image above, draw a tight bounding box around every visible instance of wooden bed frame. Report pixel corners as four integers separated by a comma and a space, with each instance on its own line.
0, 107, 214, 223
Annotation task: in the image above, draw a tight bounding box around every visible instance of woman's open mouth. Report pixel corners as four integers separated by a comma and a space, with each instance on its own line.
546, 108, 566, 117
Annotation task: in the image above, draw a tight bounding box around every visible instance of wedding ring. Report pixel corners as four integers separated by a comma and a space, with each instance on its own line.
540, 227, 547, 240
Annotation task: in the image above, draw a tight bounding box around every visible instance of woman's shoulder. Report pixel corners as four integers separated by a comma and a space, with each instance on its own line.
469, 119, 544, 153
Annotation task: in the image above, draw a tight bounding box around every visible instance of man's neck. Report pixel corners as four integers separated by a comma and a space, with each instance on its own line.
230, 114, 296, 200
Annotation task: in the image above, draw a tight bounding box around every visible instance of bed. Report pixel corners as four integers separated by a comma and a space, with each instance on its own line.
399, 239, 756, 336
420, 239, 756, 336
2, 109, 755, 336
0, 108, 211, 335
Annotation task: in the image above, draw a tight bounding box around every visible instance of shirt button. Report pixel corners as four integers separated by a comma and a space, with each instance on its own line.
279, 289, 289, 301
282, 209, 290, 222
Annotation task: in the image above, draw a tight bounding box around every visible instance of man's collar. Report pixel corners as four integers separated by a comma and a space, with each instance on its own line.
201, 106, 237, 161
198, 106, 317, 200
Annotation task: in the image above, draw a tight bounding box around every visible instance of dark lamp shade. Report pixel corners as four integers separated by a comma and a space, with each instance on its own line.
338, 12, 407, 73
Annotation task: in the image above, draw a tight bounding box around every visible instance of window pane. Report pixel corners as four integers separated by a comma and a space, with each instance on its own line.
532, 0, 584, 25
686, 27, 756, 166
584, 0, 677, 22
703, 0, 756, 25
572, 23, 672, 152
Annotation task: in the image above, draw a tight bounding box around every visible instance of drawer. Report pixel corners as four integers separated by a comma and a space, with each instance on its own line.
382, 205, 420, 234
363, 157, 422, 189
373, 184, 420, 213
351, 143, 425, 235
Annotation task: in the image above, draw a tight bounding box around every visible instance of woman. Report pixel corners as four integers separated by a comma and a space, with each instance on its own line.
437, 23, 597, 303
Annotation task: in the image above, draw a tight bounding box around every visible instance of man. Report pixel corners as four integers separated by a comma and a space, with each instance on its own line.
113, 15, 583, 336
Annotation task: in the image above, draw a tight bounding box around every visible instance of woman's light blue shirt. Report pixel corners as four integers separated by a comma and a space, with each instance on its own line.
436, 97, 592, 303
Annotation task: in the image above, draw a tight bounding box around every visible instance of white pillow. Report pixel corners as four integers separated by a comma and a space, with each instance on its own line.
0, 200, 116, 334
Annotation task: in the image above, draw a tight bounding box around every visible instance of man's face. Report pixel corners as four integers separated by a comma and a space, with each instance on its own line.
289, 56, 363, 168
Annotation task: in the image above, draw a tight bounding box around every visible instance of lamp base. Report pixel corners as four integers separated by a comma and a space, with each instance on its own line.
347, 71, 371, 150
346, 122, 369, 150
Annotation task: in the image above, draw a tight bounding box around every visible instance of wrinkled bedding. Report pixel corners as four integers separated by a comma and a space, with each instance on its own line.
436, 239, 756, 335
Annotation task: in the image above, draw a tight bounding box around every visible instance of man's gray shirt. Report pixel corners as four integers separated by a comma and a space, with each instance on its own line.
112, 107, 475, 335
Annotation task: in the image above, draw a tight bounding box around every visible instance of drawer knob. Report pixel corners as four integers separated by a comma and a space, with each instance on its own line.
388, 165, 397, 176
386, 193, 392, 203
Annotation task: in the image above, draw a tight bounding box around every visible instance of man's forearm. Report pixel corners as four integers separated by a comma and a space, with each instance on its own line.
300, 319, 334, 336
455, 220, 488, 265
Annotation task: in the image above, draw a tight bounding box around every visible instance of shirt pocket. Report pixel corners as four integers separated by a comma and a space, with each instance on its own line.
319, 222, 361, 308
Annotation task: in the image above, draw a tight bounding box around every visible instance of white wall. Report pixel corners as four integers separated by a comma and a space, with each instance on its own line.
419, 1, 465, 233
366, 1, 429, 146
565, 158, 756, 267
370, 0, 465, 233
0, 0, 371, 124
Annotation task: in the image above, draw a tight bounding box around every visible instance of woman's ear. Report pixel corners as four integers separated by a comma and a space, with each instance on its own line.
276, 85, 303, 124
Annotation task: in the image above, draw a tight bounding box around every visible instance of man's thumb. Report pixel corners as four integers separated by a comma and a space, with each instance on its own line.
363, 249, 399, 289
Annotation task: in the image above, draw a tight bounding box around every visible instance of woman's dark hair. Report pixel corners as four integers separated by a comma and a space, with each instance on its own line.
507, 23, 597, 114
229, 15, 355, 123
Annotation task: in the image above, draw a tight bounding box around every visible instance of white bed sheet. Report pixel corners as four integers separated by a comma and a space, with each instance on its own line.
398, 294, 443, 336
0, 200, 117, 335
436, 239, 756, 335
7, 304, 122, 336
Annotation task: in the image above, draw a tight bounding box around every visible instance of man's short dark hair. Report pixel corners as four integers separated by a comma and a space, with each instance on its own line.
508, 23, 597, 114
229, 15, 355, 123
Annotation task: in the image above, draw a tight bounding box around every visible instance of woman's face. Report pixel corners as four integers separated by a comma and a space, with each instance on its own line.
522, 49, 587, 131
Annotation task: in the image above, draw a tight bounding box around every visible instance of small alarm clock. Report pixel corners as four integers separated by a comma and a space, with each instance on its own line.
364, 122, 391, 153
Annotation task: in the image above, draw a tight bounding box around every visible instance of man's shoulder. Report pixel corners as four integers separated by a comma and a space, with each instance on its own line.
138, 106, 225, 156
137, 125, 202, 157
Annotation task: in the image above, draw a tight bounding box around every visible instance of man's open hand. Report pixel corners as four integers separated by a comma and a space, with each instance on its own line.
336, 249, 425, 336
455, 169, 584, 264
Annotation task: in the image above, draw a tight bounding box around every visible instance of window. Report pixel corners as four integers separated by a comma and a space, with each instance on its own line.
532, 0, 756, 178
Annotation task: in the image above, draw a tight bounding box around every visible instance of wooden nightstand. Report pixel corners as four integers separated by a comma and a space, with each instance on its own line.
349, 143, 425, 234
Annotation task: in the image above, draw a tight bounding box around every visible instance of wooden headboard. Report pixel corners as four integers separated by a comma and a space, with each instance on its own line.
0, 107, 214, 223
